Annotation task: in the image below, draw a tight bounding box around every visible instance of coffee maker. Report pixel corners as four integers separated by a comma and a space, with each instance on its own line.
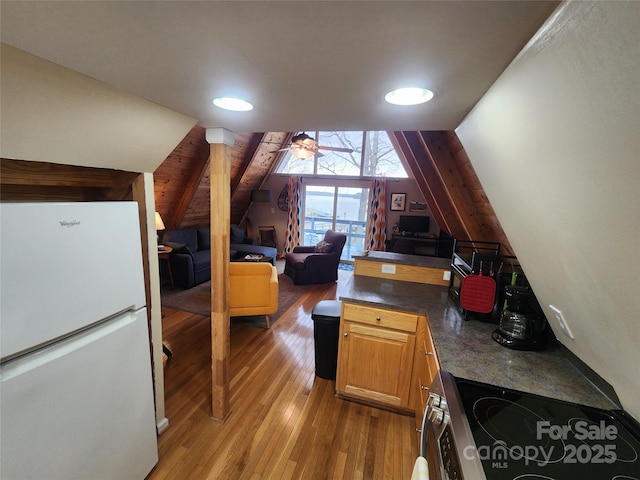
492, 284, 548, 350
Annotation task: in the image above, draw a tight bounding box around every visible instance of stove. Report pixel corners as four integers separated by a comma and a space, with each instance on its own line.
420, 371, 640, 480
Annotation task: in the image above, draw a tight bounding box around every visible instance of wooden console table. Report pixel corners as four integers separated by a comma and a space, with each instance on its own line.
388, 233, 454, 258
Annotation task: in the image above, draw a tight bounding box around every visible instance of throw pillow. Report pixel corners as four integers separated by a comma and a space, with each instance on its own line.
314, 241, 333, 253
197, 228, 211, 250
230, 225, 245, 244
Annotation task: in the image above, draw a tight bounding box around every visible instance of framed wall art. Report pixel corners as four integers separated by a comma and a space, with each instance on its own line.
390, 193, 406, 211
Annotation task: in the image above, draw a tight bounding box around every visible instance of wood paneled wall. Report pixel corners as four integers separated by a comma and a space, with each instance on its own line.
229, 131, 291, 226
392, 131, 513, 256
153, 126, 211, 231
153, 128, 290, 230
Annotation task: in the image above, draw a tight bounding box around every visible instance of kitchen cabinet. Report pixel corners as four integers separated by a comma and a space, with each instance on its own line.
338, 272, 617, 451
336, 302, 439, 416
408, 317, 441, 442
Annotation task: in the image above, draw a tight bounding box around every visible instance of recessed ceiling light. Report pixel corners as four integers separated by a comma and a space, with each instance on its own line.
212, 97, 253, 112
384, 87, 434, 106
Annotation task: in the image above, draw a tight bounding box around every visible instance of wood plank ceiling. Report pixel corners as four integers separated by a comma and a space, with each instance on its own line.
392, 131, 513, 255
153, 127, 291, 230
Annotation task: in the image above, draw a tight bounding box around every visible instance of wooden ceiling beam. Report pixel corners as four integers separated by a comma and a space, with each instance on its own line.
0, 158, 137, 202
1, 158, 118, 187
0, 184, 97, 202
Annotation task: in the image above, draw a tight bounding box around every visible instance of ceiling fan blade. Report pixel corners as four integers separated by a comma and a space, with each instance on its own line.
268, 148, 290, 153
317, 146, 354, 153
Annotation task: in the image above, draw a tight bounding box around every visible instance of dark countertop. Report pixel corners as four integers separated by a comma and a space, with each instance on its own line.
338, 274, 617, 410
353, 251, 451, 269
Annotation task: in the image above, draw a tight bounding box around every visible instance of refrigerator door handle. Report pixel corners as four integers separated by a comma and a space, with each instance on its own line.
1, 311, 138, 380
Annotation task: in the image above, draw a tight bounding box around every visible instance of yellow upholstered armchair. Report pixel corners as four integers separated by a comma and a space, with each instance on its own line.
229, 262, 279, 328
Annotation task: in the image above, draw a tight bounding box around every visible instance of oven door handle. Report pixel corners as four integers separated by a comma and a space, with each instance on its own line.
419, 404, 431, 457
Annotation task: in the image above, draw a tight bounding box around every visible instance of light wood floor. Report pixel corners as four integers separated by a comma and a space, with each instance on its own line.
148, 268, 419, 480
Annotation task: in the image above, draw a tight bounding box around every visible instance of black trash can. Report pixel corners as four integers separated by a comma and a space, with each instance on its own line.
311, 300, 342, 380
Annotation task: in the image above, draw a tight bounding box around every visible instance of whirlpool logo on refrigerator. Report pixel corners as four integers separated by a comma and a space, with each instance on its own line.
59, 220, 81, 228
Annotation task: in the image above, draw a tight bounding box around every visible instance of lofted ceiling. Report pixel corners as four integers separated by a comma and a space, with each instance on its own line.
149, 126, 515, 258
1, 0, 558, 251
0, 1, 559, 133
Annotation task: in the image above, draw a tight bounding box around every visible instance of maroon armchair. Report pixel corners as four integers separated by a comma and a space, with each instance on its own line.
284, 230, 347, 285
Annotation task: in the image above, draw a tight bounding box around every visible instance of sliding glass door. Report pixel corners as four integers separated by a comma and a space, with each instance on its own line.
302, 184, 369, 261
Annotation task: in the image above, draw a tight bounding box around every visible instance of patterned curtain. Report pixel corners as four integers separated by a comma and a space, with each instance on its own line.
364, 179, 387, 251
283, 176, 303, 253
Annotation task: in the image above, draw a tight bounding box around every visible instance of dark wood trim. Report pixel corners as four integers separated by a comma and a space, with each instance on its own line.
0, 158, 137, 202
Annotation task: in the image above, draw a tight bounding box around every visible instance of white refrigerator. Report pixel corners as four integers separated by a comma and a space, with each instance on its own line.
0, 202, 158, 479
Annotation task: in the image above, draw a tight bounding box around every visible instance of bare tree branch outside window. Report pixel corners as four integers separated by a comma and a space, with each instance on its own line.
276, 131, 408, 178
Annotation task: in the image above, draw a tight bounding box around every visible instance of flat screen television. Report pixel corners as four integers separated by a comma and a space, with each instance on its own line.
398, 215, 429, 235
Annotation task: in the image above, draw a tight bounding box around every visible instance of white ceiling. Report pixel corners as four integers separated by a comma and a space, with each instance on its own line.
1, 0, 560, 133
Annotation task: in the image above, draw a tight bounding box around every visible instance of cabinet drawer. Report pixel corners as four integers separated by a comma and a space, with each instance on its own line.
342, 303, 418, 332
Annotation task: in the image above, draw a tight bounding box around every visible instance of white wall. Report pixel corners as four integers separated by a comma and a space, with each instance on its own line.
0, 44, 196, 173
456, 1, 639, 419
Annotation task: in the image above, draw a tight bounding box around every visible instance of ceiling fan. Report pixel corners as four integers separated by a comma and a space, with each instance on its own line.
269, 133, 354, 159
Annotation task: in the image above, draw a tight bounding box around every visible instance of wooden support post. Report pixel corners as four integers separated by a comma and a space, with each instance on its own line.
207, 128, 234, 422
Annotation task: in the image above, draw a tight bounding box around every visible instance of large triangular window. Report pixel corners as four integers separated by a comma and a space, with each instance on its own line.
275, 131, 408, 178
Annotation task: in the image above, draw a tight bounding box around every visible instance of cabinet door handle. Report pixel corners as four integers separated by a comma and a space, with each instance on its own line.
425, 350, 434, 356
343, 332, 348, 337
421, 385, 429, 391
415, 427, 422, 434
375, 316, 381, 322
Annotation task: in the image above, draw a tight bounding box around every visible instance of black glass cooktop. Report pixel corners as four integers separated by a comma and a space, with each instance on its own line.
455, 378, 640, 480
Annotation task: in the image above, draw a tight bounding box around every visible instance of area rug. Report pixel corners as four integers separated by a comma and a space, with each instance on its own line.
160, 273, 308, 327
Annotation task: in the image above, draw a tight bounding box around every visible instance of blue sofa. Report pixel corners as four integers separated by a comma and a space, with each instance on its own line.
164, 225, 277, 289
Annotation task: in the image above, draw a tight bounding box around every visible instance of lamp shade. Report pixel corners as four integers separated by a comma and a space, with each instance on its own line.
250, 190, 273, 203
155, 212, 166, 231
